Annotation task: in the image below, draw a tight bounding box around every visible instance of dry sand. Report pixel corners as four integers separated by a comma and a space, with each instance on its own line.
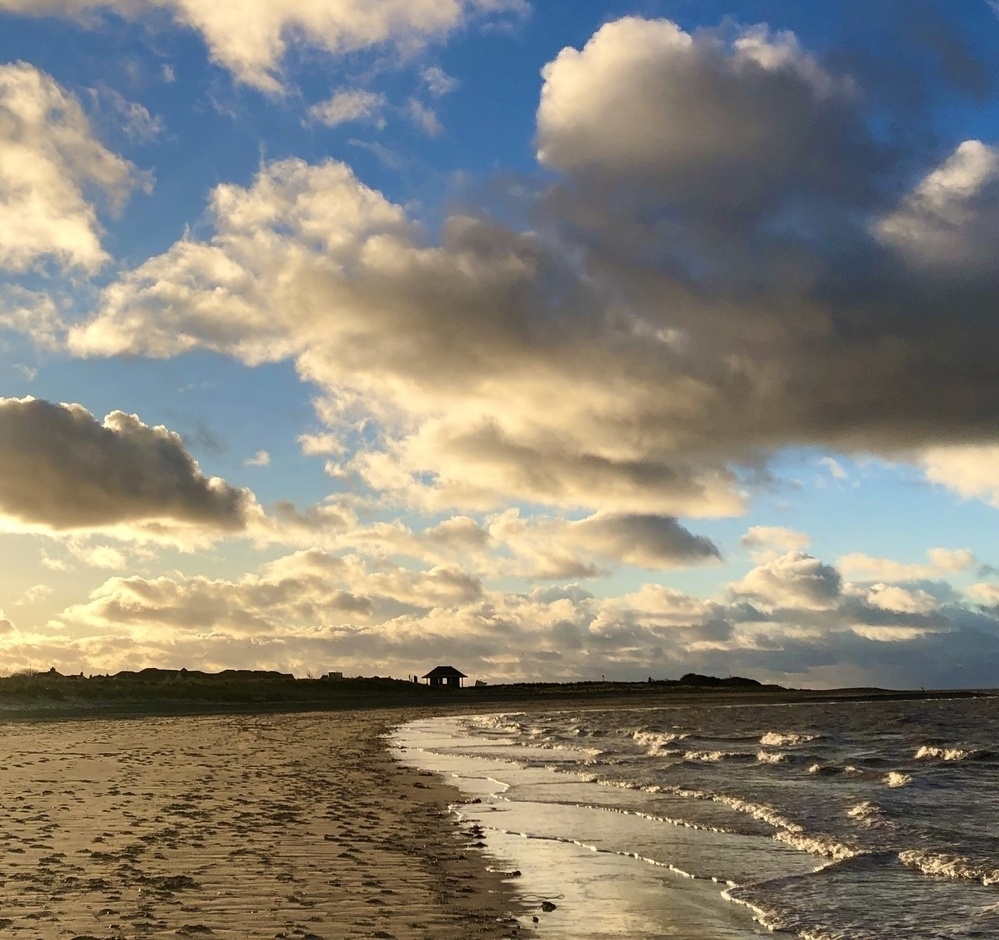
0, 709, 532, 939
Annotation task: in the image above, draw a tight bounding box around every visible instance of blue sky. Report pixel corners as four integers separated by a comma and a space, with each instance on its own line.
1, 1, 999, 687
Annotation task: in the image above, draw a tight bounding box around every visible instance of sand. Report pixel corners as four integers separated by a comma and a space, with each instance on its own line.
0, 709, 532, 939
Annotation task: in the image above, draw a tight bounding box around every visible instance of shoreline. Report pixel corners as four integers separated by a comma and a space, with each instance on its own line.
0, 689, 992, 937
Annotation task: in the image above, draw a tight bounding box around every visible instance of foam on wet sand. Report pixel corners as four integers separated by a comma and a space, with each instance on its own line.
0, 710, 531, 939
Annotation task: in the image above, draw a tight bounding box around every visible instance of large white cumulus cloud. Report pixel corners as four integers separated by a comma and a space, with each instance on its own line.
0, 63, 141, 273
70, 157, 748, 517
0, 0, 527, 91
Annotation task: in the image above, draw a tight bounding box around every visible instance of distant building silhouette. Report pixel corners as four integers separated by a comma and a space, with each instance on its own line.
422, 665, 467, 688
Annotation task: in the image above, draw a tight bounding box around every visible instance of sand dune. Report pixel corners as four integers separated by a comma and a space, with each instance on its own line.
0, 710, 530, 939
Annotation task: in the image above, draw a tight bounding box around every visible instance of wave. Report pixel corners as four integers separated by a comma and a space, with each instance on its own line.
899, 849, 999, 886
627, 779, 804, 835
884, 771, 912, 788
757, 750, 788, 764
533, 742, 604, 757
760, 731, 821, 747
683, 749, 741, 762
632, 729, 688, 754
775, 829, 864, 861
845, 800, 895, 830
914, 745, 986, 762
713, 793, 803, 833
808, 763, 862, 776
467, 818, 717, 885
847, 800, 881, 820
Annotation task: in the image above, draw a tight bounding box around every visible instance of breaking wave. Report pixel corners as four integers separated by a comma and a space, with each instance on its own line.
899, 849, 999, 886
760, 731, 821, 747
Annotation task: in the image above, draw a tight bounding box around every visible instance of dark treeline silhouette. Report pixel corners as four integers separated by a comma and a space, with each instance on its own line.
0, 668, 981, 717
0, 667, 776, 713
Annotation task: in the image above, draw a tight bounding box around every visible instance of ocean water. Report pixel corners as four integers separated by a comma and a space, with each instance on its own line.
392, 695, 999, 939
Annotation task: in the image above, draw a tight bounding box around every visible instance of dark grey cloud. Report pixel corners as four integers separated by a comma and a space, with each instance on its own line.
571, 513, 720, 568
0, 397, 255, 532
537, 17, 884, 219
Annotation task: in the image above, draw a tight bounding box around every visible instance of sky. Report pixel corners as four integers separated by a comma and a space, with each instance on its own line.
1, 1, 999, 688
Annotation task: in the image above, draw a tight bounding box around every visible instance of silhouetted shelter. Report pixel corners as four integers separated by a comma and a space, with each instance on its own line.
422, 665, 467, 688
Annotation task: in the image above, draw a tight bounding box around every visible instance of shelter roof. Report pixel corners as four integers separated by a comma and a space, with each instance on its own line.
422, 665, 467, 679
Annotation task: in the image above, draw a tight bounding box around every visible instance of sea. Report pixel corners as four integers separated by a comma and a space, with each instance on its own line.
392, 695, 999, 939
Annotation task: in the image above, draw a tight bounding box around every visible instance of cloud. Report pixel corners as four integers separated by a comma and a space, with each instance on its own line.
307, 89, 386, 128
66, 540, 130, 569
47, 17, 999, 530
58, 565, 374, 638
486, 509, 719, 578
818, 456, 849, 481
0, 63, 143, 273
845, 582, 941, 615
54, 548, 487, 643
407, 98, 443, 136
838, 548, 976, 582
731, 551, 842, 611
969, 582, 999, 605
422, 66, 458, 97
90, 86, 165, 142
918, 444, 999, 507
68, 157, 748, 517
876, 140, 999, 274
570, 512, 719, 569
59, 536, 160, 570
741, 525, 811, 561
14, 584, 51, 606
297, 432, 344, 456
0, 397, 258, 543
0, 0, 528, 92
245, 449, 270, 467
0, 537, 984, 687
536, 17, 873, 217
0, 286, 69, 347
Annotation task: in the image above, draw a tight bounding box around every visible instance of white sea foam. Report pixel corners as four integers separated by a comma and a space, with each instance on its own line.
845, 800, 894, 829
714, 794, 803, 833
899, 849, 999, 885
847, 800, 879, 819
775, 829, 862, 860
757, 750, 788, 764
914, 745, 974, 761
536, 741, 604, 757
760, 731, 820, 747
683, 749, 731, 762
884, 771, 912, 788
632, 729, 688, 754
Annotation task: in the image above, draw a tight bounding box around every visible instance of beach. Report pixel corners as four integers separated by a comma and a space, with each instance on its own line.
1, 688, 993, 940
0, 709, 530, 939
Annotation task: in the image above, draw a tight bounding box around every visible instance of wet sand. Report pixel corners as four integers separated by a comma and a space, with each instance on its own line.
0, 710, 531, 939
